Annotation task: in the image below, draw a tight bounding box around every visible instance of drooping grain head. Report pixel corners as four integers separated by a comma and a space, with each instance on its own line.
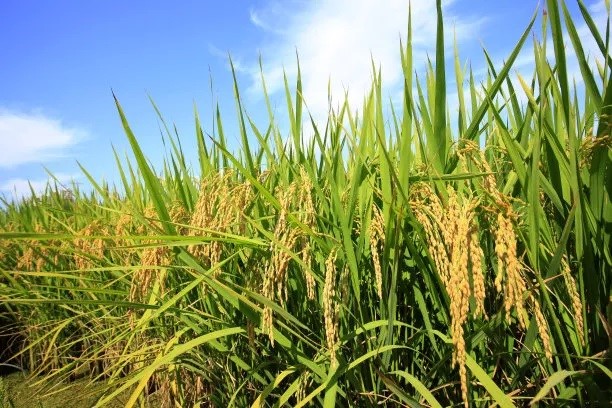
447, 189, 473, 408
410, 183, 450, 285
410, 184, 482, 408
323, 248, 339, 367
298, 167, 315, 228
188, 176, 217, 264
296, 371, 312, 403
168, 202, 190, 235
130, 242, 172, 302
368, 204, 385, 300
579, 132, 611, 169
261, 181, 301, 345
261, 253, 276, 345
269, 183, 300, 306
140, 206, 163, 233
188, 173, 253, 274
188, 174, 227, 270
16, 224, 48, 272
229, 180, 254, 235
493, 212, 528, 329
114, 213, 133, 237
562, 255, 584, 346
458, 140, 507, 211
261, 304, 274, 345
0, 223, 18, 266
16, 246, 36, 271
73, 220, 107, 270
531, 295, 553, 362
469, 227, 487, 318
298, 168, 317, 300
302, 241, 316, 301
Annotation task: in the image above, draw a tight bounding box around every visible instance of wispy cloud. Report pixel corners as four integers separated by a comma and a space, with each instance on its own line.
0, 172, 80, 202
247, 0, 486, 120
0, 109, 85, 168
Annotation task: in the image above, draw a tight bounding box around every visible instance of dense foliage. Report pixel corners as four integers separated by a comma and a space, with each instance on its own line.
1, 0, 610, 406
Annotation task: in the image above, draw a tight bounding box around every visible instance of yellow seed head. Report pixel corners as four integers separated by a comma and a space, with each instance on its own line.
469, 228, 486, 318
411, 184, 482, 408
169, 202, 190, 235
323, 248, 339, 367
369, 205, 385, 300
73, 221, 106, 270
532, 295, 553, 362
494, 213, 527, 329
302, 241, 316, 301
269, 183, 299, 305
562, 256, 584, 346
115, 213, 133, 236
17, 246, 36, 271
130, 243, 171, 301
296, 371, 311, 403
188, 173, 251, 273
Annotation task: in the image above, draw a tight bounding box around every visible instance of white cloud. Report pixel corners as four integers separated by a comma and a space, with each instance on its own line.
589, 0, 609, 15
0, 109, 84, 168
247, 0, 486, 122
0, 173, 80, 202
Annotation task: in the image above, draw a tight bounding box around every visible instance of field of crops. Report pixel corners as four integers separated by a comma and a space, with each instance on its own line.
1, 0, 611, 406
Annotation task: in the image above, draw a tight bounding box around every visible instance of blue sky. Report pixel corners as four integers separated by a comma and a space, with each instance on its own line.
0, 0, 607, 200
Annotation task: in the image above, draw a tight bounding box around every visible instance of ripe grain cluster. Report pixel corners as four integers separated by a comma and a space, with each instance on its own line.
1, 1, 610, 406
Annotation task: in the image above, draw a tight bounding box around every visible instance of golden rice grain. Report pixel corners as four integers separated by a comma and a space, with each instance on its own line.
16, 224, 48, 272
189, 173, 252, 274
130, 242, 171, 302
460, 140, 534, 329
296, 371, 312, 403
410, 184, 481, 408
298, 168, 317, 301
261, 302, 274, 345
458, 140, 506, 210
188, 176, 218, 265
73, 220, 106, 270
298, 167, 316, 228
272, 184, 300, 304
411, 186, 450, 285
0, 224, 17, 265
469, 228, 486, 318
494, 212, 528, 329
369, 204, 385, 300
447, 191, 472, 408
580, 133, 611, 168
168, 202, 190, 235
114, 213, 133, 237
302, 241, 316, 301
323, 248, 339, 367
17, 246, 36, 271
262, 182, 300, 345
140, 206, 163, 232
532, 295, 553, 361
562, 256, 584, 346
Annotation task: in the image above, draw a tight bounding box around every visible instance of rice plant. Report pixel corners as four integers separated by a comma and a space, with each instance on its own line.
1, 0, 610, 406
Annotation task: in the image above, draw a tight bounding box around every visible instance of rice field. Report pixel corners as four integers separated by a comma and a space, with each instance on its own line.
1, 0, 611, 406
